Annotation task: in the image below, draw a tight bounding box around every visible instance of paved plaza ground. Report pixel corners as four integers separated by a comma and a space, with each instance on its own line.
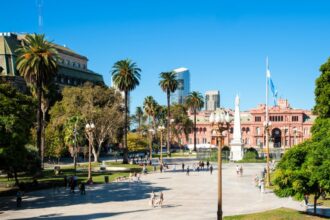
0, 160, 320, 220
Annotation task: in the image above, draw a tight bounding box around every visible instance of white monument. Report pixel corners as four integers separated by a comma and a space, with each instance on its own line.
230, 95, 244, 161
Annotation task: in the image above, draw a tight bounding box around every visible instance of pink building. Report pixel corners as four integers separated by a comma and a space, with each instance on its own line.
178, 99, 316, 152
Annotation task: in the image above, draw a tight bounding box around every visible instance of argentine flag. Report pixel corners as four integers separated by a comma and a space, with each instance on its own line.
266, 66, 278, 106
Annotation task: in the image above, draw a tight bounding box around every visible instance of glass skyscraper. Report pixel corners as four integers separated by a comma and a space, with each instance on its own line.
171, 67, 190, 104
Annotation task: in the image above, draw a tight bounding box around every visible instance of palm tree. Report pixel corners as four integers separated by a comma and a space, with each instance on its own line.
16, 34, 59, 167
159, 71, 178, 156
185, 91, 204, 152
112, 59, 141, 164
143, 96, 160, 130
135, 106, 144, 133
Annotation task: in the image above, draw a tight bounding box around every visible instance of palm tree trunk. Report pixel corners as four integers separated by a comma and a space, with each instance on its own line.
193, 109, 197, 152
41, 110, 46, 169
167, 90, 171, 157
37, 79, 42, 168
123, 91, 129, 164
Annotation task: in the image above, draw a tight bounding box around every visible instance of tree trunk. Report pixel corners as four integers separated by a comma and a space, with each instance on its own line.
13, 169, 19, 187
167, 90, 171, 157
41, 109, 46, 169
314, 195, 317, 215
122, 91, 129, 164
92, 143, 102, 162
37, 79, 42, 168
193, 109, 197, 152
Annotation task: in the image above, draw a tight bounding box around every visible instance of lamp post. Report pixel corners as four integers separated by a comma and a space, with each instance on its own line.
263, 120, 272, 187
85, 122, 95, 184
168, 118, 175, 157
209, 110, 231, 220
73, 123, 78, 176
148, 128, 155, 162
158, 125, 165, 164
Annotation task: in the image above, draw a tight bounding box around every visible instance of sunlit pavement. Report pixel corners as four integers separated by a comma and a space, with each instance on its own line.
0, 161, 308, 220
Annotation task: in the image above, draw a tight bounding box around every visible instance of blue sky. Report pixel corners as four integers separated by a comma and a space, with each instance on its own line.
2, 0, 329, 111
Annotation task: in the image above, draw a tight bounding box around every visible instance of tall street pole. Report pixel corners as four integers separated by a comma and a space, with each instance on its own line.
88, 133, 92, 183
160, 130, 163, 164
217, 135, 223, 220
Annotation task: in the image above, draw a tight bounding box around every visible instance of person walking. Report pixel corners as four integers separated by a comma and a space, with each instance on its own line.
150, 191, 156, 208
186, 166, 190, 176
236, 165, 240, 175
79, 182, 86, 195
182, 163, 185, 172
240, 165, 243, 176
210, 165, 213, 175
160, 164, 163, 173
206, 160, 210, 170
16, 190, 22, 207
158, 192, 164, 207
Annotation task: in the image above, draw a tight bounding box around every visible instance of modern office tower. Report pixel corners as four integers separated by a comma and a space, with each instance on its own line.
171, 67, 190, 104
205, 90, 220, 111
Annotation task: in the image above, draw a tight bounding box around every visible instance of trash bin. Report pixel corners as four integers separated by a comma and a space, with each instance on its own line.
104, 176, 109, 183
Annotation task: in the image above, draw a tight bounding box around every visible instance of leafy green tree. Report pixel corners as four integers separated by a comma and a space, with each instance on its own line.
143, 96, 160, 130
112, 59, 141, 164
133, 106, 146, 133
0, 84, 36, 185
47, 84, 124, 162
127, 133, 148, 152
159, 71, 178, 155
170, 104, 193, 145
314, 58, 330, 118
16, 34, 59, 167
185, 91, 204, 151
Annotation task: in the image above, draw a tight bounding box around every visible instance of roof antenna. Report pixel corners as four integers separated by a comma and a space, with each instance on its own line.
36, 0, 43, 33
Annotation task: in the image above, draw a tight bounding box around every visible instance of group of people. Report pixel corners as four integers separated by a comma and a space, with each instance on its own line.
236, 165, 244, 176
150, 191, 164, 208
128, 172, 142, 182
181, 161, 214, 176
254, 174, 265, 193
64, 175, 86, 195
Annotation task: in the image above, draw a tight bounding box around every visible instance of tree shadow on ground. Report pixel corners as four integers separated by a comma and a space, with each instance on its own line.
306, 207, 330, 218
0, 181, 169, 211
11, 209, 150, 220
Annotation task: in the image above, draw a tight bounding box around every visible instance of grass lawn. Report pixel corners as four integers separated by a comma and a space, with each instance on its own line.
224, 208, 327, 220
0, 162, 154, 196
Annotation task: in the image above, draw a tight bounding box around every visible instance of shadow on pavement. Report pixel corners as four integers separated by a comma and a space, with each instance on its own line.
0, 182, 169, 212
11, 209, 150, 220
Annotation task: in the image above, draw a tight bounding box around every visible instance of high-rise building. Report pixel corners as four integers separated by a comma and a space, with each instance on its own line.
0, 32, 104, 91
171, 67, 190, 104
205, 90, 220, 111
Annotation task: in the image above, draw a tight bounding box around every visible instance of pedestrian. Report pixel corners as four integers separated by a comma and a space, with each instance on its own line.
240, 165, 243, 176
236, 165, 240, 175
182, 163, 185, 172
186, 166, 190, 176
16, 190, 22, 207
303, 194, 309, 206
260, 178, 265, 193
69, 176, 75, 193
79, 182, 86, 195
64, 175, 67, 188
206, 160, 210, 170
150, 191, 156, 208
210, 165, 213, 175
160, 164, 163, 173
158, 191, 164, 207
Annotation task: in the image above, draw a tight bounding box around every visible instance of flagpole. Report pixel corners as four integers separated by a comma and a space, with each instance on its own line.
265, 57, 271, 187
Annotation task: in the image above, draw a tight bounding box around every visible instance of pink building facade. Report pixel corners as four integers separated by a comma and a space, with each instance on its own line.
178, 99, 316, 152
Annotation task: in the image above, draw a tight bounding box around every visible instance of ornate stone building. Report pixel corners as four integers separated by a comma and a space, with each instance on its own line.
179, 98, 316, 153
0, 32, 104, 91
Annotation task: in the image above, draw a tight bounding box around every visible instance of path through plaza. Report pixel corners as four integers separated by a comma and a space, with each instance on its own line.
0, 161, 315, 220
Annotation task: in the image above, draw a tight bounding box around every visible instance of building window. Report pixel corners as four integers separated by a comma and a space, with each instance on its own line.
202, 138, 207, 144
255, 116, 261, 122
292, 116, 299, 121
285, 139, 288, 146
304, 128, 308, 135
256, 127, 260, 135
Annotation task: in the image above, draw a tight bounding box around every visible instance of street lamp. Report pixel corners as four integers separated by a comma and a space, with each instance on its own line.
209, 110, 231, 220
158, 125, 165, 164
73, 123, 78, 176
263, 120, 272, 187
148, 128, 155, 162
85, 122, 95, 184
168, 118, 175, 157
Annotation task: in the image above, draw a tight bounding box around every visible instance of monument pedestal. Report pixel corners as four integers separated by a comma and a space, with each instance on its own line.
230, 143, 243, 161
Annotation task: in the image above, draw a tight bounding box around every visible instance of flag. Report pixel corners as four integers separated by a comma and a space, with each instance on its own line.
267, 67, 278, 106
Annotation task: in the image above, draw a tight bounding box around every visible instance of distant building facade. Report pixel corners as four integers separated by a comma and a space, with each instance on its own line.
176, 99, 316, 154
171, 67, 190, 104
205, 90, 220, 111
0, 32, 104, 90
